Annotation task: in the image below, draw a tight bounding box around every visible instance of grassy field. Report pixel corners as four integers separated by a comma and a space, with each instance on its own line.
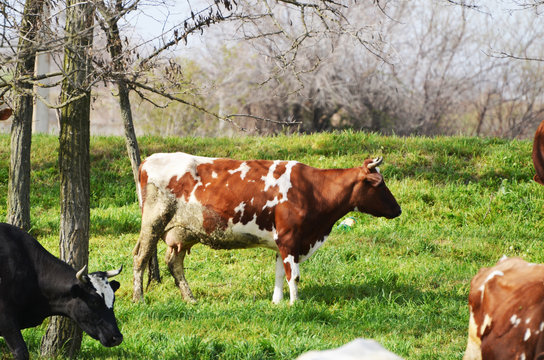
1, 131, 543, 359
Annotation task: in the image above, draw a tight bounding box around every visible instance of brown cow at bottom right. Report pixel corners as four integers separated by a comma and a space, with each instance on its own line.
464, 257, 544, 360
532, 119, 544, 186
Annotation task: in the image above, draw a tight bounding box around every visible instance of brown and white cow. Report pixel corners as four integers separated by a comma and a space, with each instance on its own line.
464, 257, 544, 360
133, 152, 401, 304
532, 119, 544, 185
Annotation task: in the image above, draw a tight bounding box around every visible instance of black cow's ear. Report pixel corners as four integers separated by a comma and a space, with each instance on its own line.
70, 284, 83, 299
110, 280, 121, 292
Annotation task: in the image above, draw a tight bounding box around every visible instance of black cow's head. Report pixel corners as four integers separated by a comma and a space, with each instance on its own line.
68, 265, 123, 347
353, 157, 402, 219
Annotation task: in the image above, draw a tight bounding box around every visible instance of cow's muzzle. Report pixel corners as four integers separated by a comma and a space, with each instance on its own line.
386, 207, 402, 219
101, 333, 123, 347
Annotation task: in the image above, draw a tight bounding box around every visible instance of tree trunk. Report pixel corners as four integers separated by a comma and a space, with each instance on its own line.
7, 0, 44, 231
9, 95, 32, 231
101, 5, 160, 283
40, 0, 94, 357
118, 80, 160, 283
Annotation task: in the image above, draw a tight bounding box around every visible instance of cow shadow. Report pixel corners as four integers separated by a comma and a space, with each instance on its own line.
300, 278, 466, 306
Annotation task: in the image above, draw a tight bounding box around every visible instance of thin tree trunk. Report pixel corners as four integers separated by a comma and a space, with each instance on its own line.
7, 0, 44, 231
118, 80, 160, 283
40, 0, 94, 357
99, 1, 161, 283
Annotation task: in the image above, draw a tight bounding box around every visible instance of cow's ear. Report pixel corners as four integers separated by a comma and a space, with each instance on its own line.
70, 284, 84, 299
364, 173, 384, 187
110, 280, 121, 293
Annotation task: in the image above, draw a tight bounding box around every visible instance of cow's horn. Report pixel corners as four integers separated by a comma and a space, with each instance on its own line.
367, 157, 383, 169
76, 265, 88, 283
105, 265, 123, 278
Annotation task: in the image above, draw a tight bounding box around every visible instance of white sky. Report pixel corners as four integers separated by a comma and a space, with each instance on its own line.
123, 0, 213, 56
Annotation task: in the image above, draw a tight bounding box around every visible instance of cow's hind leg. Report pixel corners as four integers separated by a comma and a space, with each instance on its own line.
164, 227, 197, 303
133, 224, 164, 302
133, 189, 173, 302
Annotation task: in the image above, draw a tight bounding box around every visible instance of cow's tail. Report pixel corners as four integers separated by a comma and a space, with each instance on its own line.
137, 180, 142, 209
136, 161, 145, 210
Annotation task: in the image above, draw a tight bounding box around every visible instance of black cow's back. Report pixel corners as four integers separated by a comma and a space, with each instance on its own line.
0, 223, 50, 329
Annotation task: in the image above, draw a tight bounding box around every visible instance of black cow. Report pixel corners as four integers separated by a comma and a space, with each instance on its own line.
0, 223, 123, 360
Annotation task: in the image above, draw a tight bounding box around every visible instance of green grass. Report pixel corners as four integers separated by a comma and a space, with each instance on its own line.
1, 131, 543, 359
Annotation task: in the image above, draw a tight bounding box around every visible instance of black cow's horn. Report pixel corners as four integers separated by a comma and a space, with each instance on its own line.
367, 157, 383, 169
105, 265, 123, 278
76, 265, 88, 283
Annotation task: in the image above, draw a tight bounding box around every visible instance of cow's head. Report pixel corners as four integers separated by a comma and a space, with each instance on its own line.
353, 157, 401, 219
68, 265, 123, 347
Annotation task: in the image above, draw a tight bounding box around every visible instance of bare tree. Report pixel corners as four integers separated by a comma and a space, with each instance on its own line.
6, 0, 44, 231
40, 0, 95, 357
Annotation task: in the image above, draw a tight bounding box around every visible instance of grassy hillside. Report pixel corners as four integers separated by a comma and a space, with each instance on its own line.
0, 131, 542, 359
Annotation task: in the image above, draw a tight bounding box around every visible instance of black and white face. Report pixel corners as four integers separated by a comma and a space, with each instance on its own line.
69, 269, 123, 347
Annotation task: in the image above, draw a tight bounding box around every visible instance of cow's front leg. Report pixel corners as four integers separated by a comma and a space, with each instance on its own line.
272, 253, 285, 304
0, 320, 28, 360
279, 251, 301, 305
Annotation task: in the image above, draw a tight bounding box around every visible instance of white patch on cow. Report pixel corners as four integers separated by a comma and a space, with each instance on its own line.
228, 214, 278, 250
251, 198, 254, 205
524, 328, 531, 341
188, 176, 205, 202
526, 318, 532, 324
283, 254, 300, 304
261, 161, 297, 202
205, 182, 211, 188
479, 270, 504, 301
234, 202, 245, 217
299, 237, 327, 262
540, 322, 544, 332
511, 314, 520, 326
228, 162, 250, 180
284, 254, 300, 281
480, 314, 492, 335
263, 197, 279, 210
143, 152, 215, 191
88, 274, 115, 309
212, 171, 218, 178
520, 353, 526, 360
273, 231, 279, 241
